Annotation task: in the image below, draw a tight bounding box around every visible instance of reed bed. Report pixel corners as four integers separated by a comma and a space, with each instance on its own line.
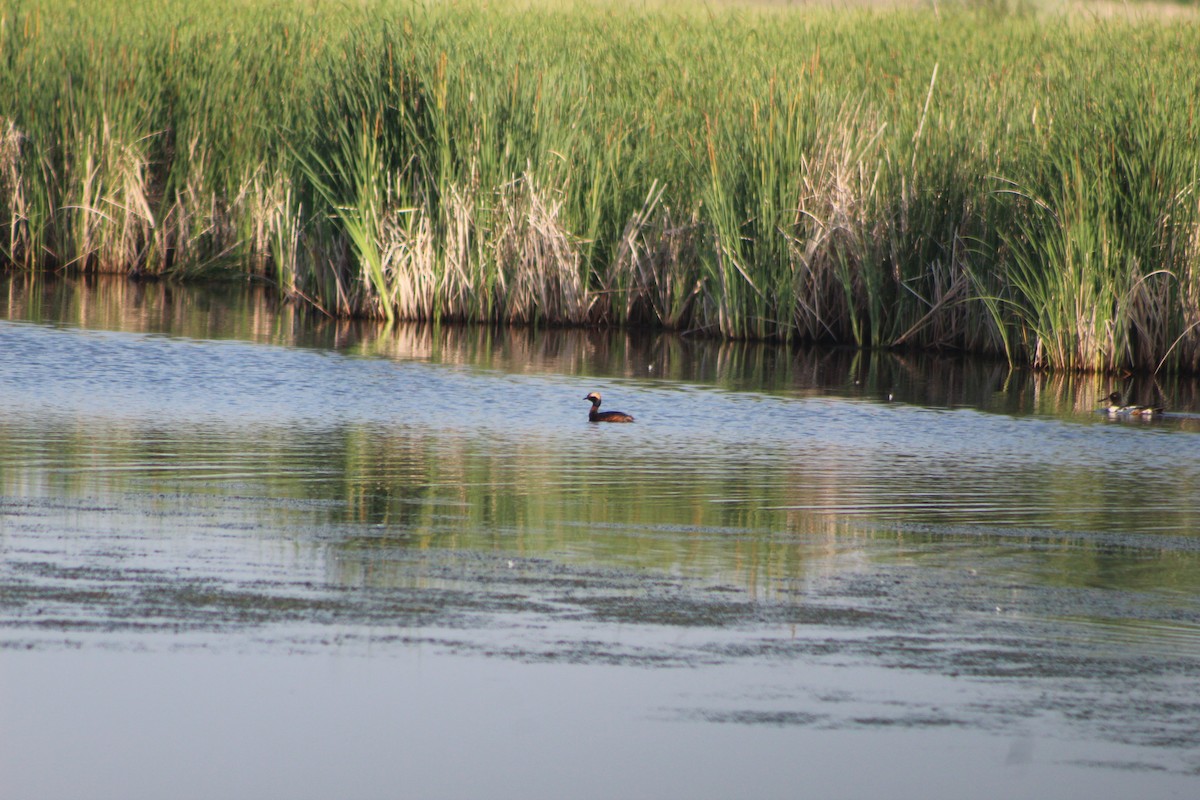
1, 0, 1198, 372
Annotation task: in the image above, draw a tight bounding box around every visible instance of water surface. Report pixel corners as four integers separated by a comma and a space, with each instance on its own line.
2, 275, 1199, 798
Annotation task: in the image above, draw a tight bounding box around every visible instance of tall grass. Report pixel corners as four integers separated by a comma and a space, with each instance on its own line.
1, 0, 1199, 372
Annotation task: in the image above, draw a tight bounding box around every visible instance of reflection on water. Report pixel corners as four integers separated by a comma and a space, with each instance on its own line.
3, 273, 1200, 797
7, 271, 1200, 417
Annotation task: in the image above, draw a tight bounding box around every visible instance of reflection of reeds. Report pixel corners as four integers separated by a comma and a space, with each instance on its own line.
3, 1, 1200, 372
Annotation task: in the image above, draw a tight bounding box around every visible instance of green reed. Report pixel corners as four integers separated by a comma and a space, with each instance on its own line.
1, 0, 1198, 372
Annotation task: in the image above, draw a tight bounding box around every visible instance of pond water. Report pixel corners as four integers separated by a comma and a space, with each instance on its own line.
2, 274, 1200, 799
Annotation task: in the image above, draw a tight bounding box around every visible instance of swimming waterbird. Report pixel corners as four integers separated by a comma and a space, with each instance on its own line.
1104, 392, 1163, 417
585, 392, 635, 423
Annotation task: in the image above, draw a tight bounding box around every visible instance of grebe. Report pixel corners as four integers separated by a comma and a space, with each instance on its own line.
1104, 392, 1163, 417
585, 392, 634, 423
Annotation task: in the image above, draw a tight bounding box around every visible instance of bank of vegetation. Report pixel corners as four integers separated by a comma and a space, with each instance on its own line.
1, 0, 1198, 372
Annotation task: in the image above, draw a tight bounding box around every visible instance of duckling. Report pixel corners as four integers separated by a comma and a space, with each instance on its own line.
585, 392, 634, 423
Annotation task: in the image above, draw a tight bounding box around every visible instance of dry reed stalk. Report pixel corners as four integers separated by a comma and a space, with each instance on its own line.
493, 174, 588, 324
66, 117, 156, 272
254, 170, 302, 290
156, 137, 244, 276
244, 167, 277, 271
1160, 216, 1200, 373
379, 205, 437, 319
610, 180, 702, 328
787, 113, 887, 342
0, 117, 30, 266
1125, 269, 1174, 372
326, 244, 359, 318
893, 232, 974, 349
439, 182, 489, 321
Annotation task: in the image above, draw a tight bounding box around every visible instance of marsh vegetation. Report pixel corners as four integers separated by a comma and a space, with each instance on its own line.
1, 0, 1198, 372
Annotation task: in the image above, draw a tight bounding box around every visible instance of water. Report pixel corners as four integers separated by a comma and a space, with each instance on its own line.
2, 275, 1200, 798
